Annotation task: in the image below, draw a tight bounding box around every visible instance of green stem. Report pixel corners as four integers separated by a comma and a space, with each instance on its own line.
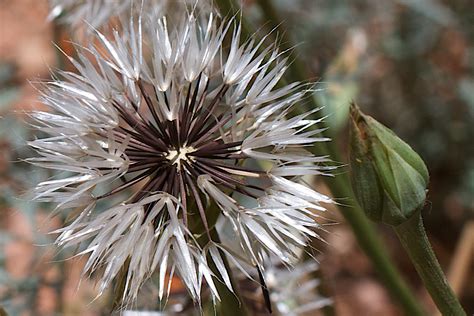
111, 258, 131, 312
52, 22, 66, 70
255, 0, 309, 84
394, 213, 466, 316
215, 0, 424, 314
189, 197, 247, 314
214, 0, 253, 37
208, 228, 249, 316
324, 170, 424, 316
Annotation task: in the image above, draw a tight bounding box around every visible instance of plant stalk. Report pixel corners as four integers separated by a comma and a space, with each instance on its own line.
255, 0, 309, 84
215, 0, 425, 314
189, 196, 247, 314
111, 258, 131, 312
208, 228, 249, 316
394, 213, 466, 316
323, 169, 424, 316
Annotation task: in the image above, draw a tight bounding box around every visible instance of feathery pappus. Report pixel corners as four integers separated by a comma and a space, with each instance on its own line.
29, 11, 334, 305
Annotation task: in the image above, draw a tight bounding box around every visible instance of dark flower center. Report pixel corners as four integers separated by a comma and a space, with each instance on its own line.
97, 74, 264, 226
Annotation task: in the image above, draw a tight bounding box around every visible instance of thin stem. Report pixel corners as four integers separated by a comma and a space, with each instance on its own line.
215, 0, 425, 314
190, 199, 247, 316
215, 0, 253, 37
209, 228, 249, 316
53, 22, 66, 71
325, 170, 425, 315
394, 213, 466, 316
255, 0, 309, 84
111, 258, 131, 312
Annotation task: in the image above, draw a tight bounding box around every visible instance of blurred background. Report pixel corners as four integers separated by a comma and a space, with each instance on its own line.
0, 0, 472, 315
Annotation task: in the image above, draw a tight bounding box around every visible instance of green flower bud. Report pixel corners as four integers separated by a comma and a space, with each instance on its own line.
349, 103, 429, 226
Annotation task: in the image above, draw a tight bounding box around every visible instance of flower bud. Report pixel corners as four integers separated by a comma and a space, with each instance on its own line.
349, 103, 429, 226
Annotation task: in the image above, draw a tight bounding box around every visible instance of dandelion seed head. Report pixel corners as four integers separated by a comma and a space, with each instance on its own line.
30, 11, 333, 306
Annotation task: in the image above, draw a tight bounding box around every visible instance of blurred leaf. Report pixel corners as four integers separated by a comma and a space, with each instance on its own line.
460, 161, 474, 210
0, 270, 10, 283
0, 88, 19, 113
397, 0, 455, 25
0, 305, 8, 316
0, 63, 19, 113
458, 78, 474, 114
0, 63, 15, 85
2, 303, 22, 316
0, 115, 29, 144
0, 233, 13, 244
317, 81, 358, 132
